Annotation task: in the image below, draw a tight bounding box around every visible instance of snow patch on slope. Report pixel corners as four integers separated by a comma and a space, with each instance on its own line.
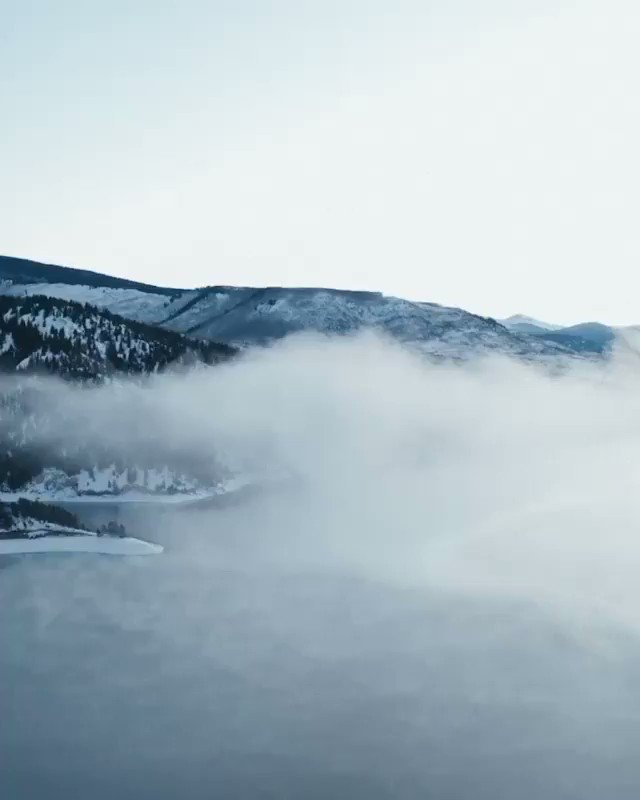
0, 282, 188, 324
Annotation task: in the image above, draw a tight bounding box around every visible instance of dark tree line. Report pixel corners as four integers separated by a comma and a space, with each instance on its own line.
0, 499, 80, 532
0, 294, 235, 380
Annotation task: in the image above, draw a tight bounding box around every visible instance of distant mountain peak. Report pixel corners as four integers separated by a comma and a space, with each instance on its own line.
501, 314, 560, 332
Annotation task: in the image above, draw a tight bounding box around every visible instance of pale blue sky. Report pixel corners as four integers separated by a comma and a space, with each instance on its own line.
2, 0, 639, 324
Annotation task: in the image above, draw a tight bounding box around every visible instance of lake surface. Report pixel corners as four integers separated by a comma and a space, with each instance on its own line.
3, 491, 640, 799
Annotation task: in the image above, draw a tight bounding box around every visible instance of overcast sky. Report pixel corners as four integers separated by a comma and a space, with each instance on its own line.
1, 1, 638, 325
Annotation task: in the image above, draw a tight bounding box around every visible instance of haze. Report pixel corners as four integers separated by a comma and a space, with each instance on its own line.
2, 0, 639, 325
4, 336, 640, 797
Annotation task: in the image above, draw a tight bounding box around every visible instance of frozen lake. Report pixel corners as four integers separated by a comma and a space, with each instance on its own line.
3, 490, 640, 799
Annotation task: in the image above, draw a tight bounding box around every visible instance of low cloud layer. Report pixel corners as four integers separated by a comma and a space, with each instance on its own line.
3, 334, 640, 798
20, 332, 640, 620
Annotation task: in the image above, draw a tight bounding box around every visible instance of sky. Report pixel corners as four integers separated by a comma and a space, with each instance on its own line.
1, 0, 639, 325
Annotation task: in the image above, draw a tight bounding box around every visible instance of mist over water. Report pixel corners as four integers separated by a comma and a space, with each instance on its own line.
4, 333, 640, 799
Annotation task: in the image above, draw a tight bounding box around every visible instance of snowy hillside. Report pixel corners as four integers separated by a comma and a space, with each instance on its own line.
1, 281, 178, 324
2, 253, 625, 359
501, 315, 618, 354
1, 255, 577, 359
501, 314, 561, 334
152, 285, 579, 359
0, 254, 180, 295
2, 279, 577, 358
527, 325, 614, 354
0, 294, 234, 379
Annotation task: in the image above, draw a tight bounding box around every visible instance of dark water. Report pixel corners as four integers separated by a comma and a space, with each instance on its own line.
3, 496, 640, 799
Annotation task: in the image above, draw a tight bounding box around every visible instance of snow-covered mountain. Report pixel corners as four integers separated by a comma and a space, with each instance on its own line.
0, 254, 191, 325
0, 280, 184, 325
156, 286, 588, 359
543, 322, 616, 351
3, 255, 634, 361
501, 314, 622, 355
0, 293, 234, 379
0, 254, 181, 296
501, 314, 560, 334
1, 255, 581, 359
0, 253, 632, 505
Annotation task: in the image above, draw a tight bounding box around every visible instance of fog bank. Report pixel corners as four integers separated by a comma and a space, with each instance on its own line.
3, 334, 640, 798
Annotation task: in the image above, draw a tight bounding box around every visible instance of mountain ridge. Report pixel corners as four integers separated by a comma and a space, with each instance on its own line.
0, 254, 181, 295
0, 293, 235, 380
0, 253, 621, 359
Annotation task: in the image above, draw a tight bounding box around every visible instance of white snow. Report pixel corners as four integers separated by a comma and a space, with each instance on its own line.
0, 534, 163, 555
501, 314, 560, 331
47, 490, 217, 504
0, 472, 250, 504
1, 465, 218, 502
4, 520, 91, 536
1, 278, 582, 360
0, 488, 214, 504
1, 332, 14, 354
0, 282, 175, 324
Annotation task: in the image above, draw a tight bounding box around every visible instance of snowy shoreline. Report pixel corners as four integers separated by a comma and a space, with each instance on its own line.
0, 533, 163, 555
0, 475, 252, 506
0, 490, 216, 505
